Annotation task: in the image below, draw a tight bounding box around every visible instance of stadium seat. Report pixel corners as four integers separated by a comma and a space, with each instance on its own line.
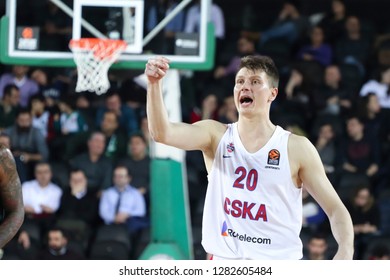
362, 235, 390, 259
89, 224, 131, 260
339, 63, 364, 94
89, 240, 130, 260
259, 38, 292, 70
378, 195, 390, 235
56, 218, 91, 254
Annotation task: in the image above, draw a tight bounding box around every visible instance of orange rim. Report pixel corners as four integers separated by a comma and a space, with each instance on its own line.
69, 38, 127, 59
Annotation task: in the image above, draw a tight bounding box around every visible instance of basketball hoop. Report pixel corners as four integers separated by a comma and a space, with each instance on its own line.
69, 38, 127, 94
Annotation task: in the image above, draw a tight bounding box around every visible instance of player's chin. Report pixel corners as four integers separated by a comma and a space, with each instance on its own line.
238, 103, 255, 112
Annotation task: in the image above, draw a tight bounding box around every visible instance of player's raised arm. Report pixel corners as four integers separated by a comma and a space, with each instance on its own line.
0, 145, 24, 248
145, 56, 225, 153
290, 135, 354, 260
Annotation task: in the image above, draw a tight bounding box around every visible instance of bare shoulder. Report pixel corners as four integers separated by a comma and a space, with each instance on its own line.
288, 133, 320, 168
193, 119, 228, 154
193, 119, 228, 135
287, 132, 330, 191
195, 119, 227, 140
288, 132, 325, 174
288, 133, 315, 152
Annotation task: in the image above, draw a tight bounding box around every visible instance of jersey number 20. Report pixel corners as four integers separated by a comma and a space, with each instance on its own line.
233, 167, 258, 191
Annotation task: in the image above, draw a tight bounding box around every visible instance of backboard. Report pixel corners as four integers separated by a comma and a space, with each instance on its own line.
1, 0, 215, 70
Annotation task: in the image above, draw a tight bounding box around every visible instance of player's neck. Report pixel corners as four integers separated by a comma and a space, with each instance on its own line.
236, 118, 276, 153
237, 117, 276, 138
239, 112, 273, 126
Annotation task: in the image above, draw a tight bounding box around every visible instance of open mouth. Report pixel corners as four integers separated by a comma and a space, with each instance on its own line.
240, 96, 253, 105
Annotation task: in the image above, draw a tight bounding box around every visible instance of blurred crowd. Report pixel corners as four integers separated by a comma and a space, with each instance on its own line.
0, 0, 389, 260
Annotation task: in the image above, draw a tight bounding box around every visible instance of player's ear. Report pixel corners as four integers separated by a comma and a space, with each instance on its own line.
269, 87, 278, 102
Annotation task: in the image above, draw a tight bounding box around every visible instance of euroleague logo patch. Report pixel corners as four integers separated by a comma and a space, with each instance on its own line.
267, 149, 280, 165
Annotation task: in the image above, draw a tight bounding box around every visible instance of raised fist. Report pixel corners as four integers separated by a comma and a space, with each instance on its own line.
145, 56, 170, 83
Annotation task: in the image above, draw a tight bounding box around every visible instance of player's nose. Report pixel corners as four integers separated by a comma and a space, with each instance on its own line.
241, 79, 252, 90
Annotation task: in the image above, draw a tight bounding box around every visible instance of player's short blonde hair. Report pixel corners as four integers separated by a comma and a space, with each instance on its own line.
238, 55, 279, 88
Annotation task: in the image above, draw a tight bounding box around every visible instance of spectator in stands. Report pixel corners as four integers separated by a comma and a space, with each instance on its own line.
184, 0, 225, 59
57, 94, 89, 135
38, 227, 84, 260
284, 120, 308, 137
213, 35, 258, 82
356, 93, 390, 197
95, 91, 138, 137
243, 0, 309, 47
56, 168, 99, 252
2, 224, 42, 260
0, 132, 11, 149
39, 0, 72, 51
189, 92, 220, 124
339, 116, 380, 191
296, 26, 333, 67
344, 185, 381, 259
334, 15, 372, 76
218, 96, 238, 124
318, 0, 348, 45
120, 79, 147, 127
30, 68, 69, 107
302, 233, 331, 260
145, 0, 185, 54
29, 94, 50, 140
182, 0, 225, 94
117, 133, 150, 208
139, 115, 151, 145
56, 168, 99, 230
5, 109, 49, 182
184, 0, 225, 41
98, 111, 128, 162
282, 69, 316, 127
356, 93, 382, 139
360, 66, 390, 176
0, 65, 39, 107
99, 165, 147, 234
22, 162, 63, 240
30, 68, 66, 150
0, 84, 20, 131
314, 122, 340, 184
286, 32, 336, 114
284, 68, 305, 100
359, 65, 390, 111
75, 93, 96, 131
312, 64, 353, 117
50, 94, 88, 161
302, 188, 327, 234
69, 131, 113, 196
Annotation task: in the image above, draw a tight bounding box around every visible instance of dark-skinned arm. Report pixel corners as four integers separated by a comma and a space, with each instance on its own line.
0, 144, 24, 248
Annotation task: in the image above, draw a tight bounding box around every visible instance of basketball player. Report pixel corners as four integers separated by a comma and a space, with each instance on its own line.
145, 55, 354, 259
0, 144, 24, 248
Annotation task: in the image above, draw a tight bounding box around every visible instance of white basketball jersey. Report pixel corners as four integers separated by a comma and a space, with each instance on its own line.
202, 123, 303, 259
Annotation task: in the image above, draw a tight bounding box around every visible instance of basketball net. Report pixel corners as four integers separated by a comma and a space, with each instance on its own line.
69, 38, 127, 94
